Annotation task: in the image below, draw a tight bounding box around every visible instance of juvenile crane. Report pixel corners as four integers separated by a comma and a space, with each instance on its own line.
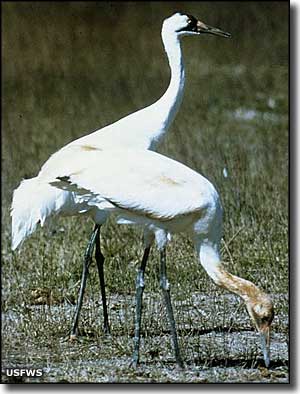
11, 13, 231, 337
49, 148, 274, 368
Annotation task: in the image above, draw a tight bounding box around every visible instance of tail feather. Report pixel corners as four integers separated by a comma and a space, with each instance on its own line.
11, 177, 66, 250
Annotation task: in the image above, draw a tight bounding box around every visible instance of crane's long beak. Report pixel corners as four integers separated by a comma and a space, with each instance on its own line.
197, 21, 231, 38
260, 326, 271, 368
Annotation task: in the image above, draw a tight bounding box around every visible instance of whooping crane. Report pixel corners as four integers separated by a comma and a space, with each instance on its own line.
11, 12, 231, 337
49, 148, 274, 368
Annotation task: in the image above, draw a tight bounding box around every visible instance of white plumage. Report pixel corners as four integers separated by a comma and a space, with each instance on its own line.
11, 13, 262, 367
11, 12, 230, 251
11, 12, 230, 337
11, 13, 230, 337
49, 148, 274, 367
51, 148, 221, 229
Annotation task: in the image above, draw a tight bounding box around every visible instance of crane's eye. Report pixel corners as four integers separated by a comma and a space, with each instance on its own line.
176, 15, 197, 33
186, 16, 198, 31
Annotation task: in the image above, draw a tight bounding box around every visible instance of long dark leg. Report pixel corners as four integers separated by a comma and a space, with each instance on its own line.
131, 246, 151, 367
70, 225, 99, 339
94, 225, 110, 334
159, 247, 184, 368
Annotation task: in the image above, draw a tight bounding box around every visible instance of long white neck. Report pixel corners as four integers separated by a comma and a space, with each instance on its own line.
150, 30, 185, 139
77, 29, 186, 150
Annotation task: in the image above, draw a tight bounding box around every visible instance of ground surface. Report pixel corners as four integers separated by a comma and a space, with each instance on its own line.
2, 292, 288, 383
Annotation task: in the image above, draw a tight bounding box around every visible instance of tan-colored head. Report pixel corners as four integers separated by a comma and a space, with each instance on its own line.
245, 293, 274, 368
201, 263, 274, 368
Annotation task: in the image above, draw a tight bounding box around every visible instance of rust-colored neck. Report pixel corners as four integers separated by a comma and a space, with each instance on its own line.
197, 240, 266, 304
215, 265, 262, 303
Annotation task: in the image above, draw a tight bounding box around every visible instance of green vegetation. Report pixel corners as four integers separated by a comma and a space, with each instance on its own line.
2, 1, 288, 383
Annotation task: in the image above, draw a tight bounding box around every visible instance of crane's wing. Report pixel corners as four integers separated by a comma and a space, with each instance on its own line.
50, 149, 217, 221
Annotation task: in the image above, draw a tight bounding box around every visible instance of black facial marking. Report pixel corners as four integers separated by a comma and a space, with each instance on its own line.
176, 13, 198, 33
186, 14, 198, 26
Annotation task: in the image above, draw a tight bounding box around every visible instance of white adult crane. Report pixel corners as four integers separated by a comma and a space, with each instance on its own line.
48, 147, 274, 368
11, 12, 231, 337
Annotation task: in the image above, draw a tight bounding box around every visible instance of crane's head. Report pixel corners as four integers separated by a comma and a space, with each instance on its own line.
245, 293, 274, 368
162, 12, 231, 39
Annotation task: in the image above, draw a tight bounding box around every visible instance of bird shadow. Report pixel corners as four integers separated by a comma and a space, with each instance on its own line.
187, 357, 288, 369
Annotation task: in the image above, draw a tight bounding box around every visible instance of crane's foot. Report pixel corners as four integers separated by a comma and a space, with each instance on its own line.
103, 322, 110, 336
69, 334, 78, 342
129, 356, 140, 369
175, 357, 185, 370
